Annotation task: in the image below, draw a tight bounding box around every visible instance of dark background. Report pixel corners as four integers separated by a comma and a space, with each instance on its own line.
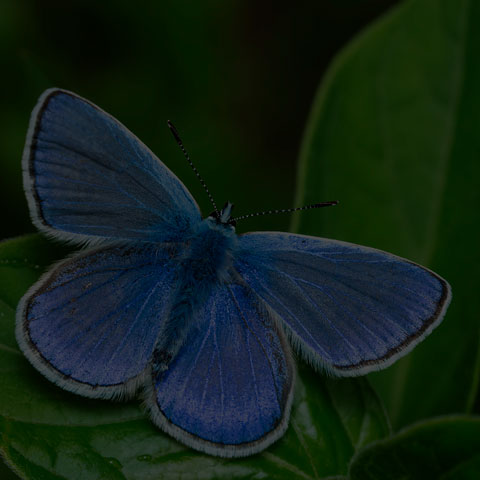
0, 0, 398, 241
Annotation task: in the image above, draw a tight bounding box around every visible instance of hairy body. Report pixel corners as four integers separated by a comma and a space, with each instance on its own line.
153, 218, 237, 372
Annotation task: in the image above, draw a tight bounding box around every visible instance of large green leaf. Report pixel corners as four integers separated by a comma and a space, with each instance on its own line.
0, 457, 19, 480
293, 0, 480, 428
349, 416, 480, 479
0, 235, 389, 479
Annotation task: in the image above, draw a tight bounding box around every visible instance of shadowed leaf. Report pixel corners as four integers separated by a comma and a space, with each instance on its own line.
349, 416, 480, 480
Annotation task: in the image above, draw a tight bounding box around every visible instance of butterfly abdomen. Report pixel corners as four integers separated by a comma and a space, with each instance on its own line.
152, 219, 237, 372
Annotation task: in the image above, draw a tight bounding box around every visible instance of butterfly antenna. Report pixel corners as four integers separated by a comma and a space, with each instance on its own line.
167, 120, 219, 215
231, 201, 338, 222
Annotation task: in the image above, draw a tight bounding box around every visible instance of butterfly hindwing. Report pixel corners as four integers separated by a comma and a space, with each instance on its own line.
145, 281, 295, 457
235, 232, 451, 376
16, 243, 180, 399
23, 89, 202, 244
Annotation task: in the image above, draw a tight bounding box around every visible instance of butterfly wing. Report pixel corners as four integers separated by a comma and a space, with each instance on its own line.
235, 232, 451, 376
145, 281, 295, 457
23, 89, 201, 244
16, 244, 179, 399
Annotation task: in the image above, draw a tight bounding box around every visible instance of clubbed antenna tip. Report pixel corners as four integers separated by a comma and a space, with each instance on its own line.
167, 120, 181, 145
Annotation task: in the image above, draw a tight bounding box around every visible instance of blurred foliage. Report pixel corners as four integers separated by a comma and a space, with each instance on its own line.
2, 0, 480, 478
349, 417, 480, 479
0, 0, 397, 240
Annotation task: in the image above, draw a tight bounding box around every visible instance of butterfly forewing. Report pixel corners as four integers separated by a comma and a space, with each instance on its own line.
23, 89, 202, 245
235, 232, 451, 376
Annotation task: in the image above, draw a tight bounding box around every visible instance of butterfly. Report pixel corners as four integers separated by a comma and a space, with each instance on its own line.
16, 88, 451, 458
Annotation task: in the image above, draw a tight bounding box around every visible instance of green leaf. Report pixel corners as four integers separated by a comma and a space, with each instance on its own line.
349, 416, 480, 480
0, 235, 389, 478
0, 457, 19, 480
293, 0, 480, 428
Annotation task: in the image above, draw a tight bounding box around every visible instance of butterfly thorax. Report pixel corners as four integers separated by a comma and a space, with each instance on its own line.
179, 217, 237, 282
152, 217, 238, 372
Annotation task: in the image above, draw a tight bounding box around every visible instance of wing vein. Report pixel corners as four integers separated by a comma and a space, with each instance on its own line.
105, 276, 164, 370
228, 285, 282, 409
245, 271, 333, 361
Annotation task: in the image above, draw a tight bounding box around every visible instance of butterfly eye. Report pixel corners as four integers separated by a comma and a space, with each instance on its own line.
208, 210, 219, 220
228, 220, 237, 228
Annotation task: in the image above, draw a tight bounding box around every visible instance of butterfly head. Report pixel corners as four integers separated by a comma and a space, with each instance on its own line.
208, 201, 236, 228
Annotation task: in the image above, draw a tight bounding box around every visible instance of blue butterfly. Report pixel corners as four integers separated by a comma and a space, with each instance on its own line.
16, 89, 451, 457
